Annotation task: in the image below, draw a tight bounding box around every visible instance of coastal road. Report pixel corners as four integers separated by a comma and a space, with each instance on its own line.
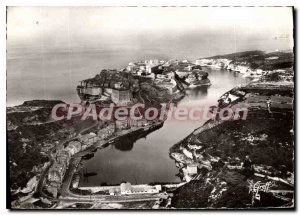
36, 121, 99, 198
59, 152, 163, 206
60, 127, 147, 197
38, 119, 165, 206
59, 194, 161, 204
59, 122, 167, 204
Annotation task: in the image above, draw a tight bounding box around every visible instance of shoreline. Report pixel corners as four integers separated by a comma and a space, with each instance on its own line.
8, 50, 294, 209
168, 67, 294, 208
60, 120, 166, 196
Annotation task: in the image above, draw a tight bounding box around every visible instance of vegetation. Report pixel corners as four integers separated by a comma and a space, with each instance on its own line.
170, 69, 294, 208
7, 100, 77, 190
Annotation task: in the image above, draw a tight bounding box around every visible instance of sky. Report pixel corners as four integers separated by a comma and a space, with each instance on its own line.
7, 7, 294, 53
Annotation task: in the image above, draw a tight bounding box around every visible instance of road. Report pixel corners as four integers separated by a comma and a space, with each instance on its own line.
59, 194, 162, 203
37, 120, 168, 207
60, 127, 151, 197
36, 121, 99, 198
58, 153, 163, 206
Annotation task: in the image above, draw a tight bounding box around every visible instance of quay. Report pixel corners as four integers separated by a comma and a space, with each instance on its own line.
57, 120, 166, 199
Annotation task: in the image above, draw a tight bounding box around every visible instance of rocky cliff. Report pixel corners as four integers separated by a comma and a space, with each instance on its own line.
169, 69, 294, 208
196, 50, 294, 80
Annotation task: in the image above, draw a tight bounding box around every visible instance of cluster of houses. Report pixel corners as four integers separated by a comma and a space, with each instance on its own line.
97, 123, 116, 139
195, 58, 267, 79
111, 82, 133, 106
126, 59, 165, 76
46, 140, 83, 197
127, 59, 203, 77
127, 59, 208, 93
46, 116, 155, 197
77, 70, 139, 106
46, 123, 118, 197
48, 142, 81, 185
114, 118, 155, 134
77, 59, 212, 107
170, 142, 216, 182
154, 73, 178, 94
45, 116, 160, 197
185, 69, 208, 83
161, 60, 210, 89
171, 151, 199, 182
195, 58, 232, 69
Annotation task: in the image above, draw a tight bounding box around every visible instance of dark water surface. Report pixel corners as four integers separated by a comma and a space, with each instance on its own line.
79, 68, 251, 186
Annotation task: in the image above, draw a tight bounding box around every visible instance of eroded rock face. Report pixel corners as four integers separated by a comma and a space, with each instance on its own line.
196, 50, 294, 81
76, 60, 212, 105
170, 71, 294, 208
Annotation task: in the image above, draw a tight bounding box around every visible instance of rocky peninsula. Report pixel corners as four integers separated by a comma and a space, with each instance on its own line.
8, 58, 212, 209
76, 59, 211, 106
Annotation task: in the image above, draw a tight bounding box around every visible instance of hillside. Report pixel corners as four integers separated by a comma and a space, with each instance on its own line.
197, 50, 294, 74
169, 69, 294, 208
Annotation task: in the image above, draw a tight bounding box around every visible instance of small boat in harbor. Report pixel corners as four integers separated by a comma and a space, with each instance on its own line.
72, 173, 81, 189
83, 172, 97, 177
82, 153, 94, 160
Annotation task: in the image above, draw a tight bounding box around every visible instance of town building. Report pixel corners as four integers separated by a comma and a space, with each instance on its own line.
154, 78, 177, 94
187, 164, 198, 176
193, 150, 204, 159
186, 64, 202, 71
129, 186, 161, 194
65, 141, 81, 156
115, 120, 128, 130
48, 142, 81, 190
78, 132, 99, 147
146, 64, 162, 74
182, 148, 194, 159
181, 59, 190, 64
126, 62, 139, 72
134, 68, 155, 79
103, 87, 113, 95
46, 186, 59, 198
120, 182, 132, 195
56, 150, 70, 168
111, 88, 132, 106
195, 59, 212, 66
181, 164, 198, 183
127, 119, 149, 128
82, 87, 102, 96
97, 124, 115, 139
187, 143, 202, 150
109, 188, 116, 196
48, 163, 66, 184
171, 152, 186, 163
77, 80, 102, 96
182, 168, 191, 182
120, 182, 162, 195
186, 73, 197, 83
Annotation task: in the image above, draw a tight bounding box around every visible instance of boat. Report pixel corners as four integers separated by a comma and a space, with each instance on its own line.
82, 153, 94, 160
83, 172, 97, 177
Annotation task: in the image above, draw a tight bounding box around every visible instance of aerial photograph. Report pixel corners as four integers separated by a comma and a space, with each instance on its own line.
6, 6, 294, 209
